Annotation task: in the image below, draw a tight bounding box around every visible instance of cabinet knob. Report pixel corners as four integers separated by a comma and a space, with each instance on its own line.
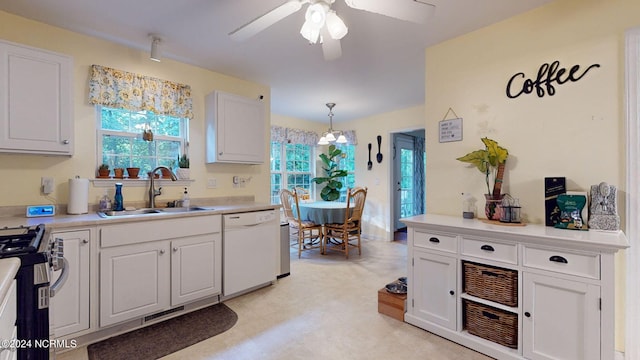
62, 139, 70, 144
524, 312, 531, 318
173, 247, 178, 252
82, 239, 89, 244
159, 249, 165, 254
219, 152, 223, 156
449, 290, 454, 296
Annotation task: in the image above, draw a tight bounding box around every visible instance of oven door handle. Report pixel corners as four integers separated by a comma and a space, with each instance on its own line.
50, 257, 69, 298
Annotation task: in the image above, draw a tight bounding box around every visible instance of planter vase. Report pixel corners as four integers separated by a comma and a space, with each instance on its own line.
160, 168, 173, 179
113, 168, 125, 179
484, 194, 504, 221
97, 169, 110, 178
126, 167, 140, 179
176, 168, 190, 180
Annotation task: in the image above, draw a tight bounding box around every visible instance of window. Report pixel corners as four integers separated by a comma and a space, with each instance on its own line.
97, 106, 188, 177
270, 141, 314, 204
336, 144, 356, 201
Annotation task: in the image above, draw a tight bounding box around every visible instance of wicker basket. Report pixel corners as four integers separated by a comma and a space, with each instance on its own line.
463, 261, 518, 306
464, 300, 518, 348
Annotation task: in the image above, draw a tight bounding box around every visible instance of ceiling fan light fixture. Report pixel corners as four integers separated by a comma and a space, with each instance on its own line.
325, 11, 348, 40
305, 2, 328, 28
300, 21, 321, 43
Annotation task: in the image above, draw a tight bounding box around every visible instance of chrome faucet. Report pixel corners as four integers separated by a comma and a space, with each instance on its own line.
147, 166, 177, 208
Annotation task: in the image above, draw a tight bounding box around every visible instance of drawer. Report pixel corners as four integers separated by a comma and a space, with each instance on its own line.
523, 246, 600, 279
413, 231, 457, 253
0, 280, 16, 344
462, 238, 517, 264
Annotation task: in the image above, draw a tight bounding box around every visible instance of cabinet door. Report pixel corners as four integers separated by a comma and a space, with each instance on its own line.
205, 91, 265, 164
523, 272, 600, 360
50, 230, 90, 337
100, 242, 170, 327
171, 233, 222, 306
412, 250, 457, 330
0, 40, 73, 155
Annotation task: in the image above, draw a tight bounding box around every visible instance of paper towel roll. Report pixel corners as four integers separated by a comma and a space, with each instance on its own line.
68, 177, 89, 214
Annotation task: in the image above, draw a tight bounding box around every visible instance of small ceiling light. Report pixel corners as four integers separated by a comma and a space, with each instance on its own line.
318, 102, 347, 145
150, 36, 162, 62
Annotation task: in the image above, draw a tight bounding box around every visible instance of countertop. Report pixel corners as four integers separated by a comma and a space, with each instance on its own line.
0, 258, 20, 303
0, 201, 281, 230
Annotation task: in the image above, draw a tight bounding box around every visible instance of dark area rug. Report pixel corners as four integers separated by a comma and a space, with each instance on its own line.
87, 303, 238, 360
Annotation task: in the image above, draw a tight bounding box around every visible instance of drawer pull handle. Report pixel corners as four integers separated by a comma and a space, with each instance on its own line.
524, 312, 531, 318
429, 237, 440, 243
449, 290, 454, 296
481, 270, 499, 277
549, 255, 568, 264
480, 245, 495, 252
482, 311, 499, 320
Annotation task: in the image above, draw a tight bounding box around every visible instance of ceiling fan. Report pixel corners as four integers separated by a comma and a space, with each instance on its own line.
229, 0, 435, 61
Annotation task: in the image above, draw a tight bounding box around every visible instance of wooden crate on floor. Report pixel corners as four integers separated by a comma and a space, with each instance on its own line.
378, 288, 407, 321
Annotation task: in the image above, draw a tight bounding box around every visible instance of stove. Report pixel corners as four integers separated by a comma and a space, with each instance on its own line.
0, 224, 66, 360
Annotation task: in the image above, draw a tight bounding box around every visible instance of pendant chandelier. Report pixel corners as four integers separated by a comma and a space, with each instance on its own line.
318, 102, 347, 145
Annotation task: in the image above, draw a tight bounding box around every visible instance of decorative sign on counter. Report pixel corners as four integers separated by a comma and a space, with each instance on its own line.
439, 108, 463, 143
506, 60, 600, 99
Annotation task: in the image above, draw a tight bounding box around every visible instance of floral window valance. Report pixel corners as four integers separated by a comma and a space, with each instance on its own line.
271, 126, 357, 146
88, 64, 193, 119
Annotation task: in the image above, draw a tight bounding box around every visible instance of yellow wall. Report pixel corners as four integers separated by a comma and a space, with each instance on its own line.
343, 105, 425, 240
0, 10, 271, 207
424, 0, 640, 350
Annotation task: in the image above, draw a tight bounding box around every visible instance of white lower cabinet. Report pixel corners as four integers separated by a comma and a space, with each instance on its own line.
50, 230, 90, 338
412, 250, 457, 330
523, 272, 600, 360
100, 241, 170, 327
171, 234, 222, 306
99, 215, 222, 328
401, 214, 628, 360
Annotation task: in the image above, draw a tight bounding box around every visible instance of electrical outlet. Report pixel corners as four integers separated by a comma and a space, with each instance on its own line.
233, 176, 240, 184
207, 178, 217, 188
41, 177, 54, 194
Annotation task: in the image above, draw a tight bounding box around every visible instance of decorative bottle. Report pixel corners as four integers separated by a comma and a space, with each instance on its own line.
99, 190, 112, 212
113, 183, 124, 211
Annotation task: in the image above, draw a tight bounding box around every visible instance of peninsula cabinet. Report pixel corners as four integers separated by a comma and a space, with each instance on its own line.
205, 91, 265, 164
400, 214, 628, 360
0, 39, 73, 155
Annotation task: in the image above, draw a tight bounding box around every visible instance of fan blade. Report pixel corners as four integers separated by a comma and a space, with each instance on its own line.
229, 0, 307, 41
344, 0, 435, 24
321, 27, 342, 61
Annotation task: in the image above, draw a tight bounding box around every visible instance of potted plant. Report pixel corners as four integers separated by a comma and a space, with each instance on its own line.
312, 145, 348, 201
456, 137, 509, 220
176, 154, 190, 180
126, 167, 140, 179
97, 163, 110, 178
113, 167, 125, 179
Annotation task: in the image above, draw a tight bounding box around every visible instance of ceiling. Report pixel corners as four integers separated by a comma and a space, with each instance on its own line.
0, 0, 554, 122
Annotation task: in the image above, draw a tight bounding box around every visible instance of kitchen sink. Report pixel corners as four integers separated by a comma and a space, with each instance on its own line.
97, 206, 209, 218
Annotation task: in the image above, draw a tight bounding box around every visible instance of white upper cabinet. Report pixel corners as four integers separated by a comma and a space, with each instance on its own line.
0, 40, 73, 155
205, 91, 265, 164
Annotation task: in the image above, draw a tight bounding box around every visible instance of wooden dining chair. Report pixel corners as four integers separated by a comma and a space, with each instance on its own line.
279, 189, 324, 258
323, 187, 368, 259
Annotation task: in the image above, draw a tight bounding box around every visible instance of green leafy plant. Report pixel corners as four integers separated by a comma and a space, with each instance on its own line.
178, 154, 189, 168
312, 144, 348, 201
456, 137, 509, 195
98, 163, 109, 171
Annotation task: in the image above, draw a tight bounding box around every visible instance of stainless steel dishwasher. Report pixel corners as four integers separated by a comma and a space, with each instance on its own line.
223, 210, 279, 297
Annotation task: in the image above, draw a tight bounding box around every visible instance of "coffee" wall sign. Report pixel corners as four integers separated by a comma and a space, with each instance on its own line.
506, 60, 600, 99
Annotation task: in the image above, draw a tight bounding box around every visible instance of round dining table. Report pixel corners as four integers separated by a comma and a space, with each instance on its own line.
296, 201, 354, 225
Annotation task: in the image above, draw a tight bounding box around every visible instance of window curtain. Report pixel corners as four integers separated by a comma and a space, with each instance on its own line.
342, 130, 358, 145
271, 126, 319, 146
414, 136, 425, 214
88, 64, 193, 119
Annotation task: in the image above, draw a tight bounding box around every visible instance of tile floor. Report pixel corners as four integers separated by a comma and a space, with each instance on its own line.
58, 238, 491, 360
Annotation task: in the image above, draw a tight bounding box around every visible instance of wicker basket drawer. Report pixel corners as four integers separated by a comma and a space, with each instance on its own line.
414, 231, 457, 253
463, 261, 518, 306
463, 300, 518, 349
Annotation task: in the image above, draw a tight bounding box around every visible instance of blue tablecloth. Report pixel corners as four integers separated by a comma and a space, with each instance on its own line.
296, 201, 353, 224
